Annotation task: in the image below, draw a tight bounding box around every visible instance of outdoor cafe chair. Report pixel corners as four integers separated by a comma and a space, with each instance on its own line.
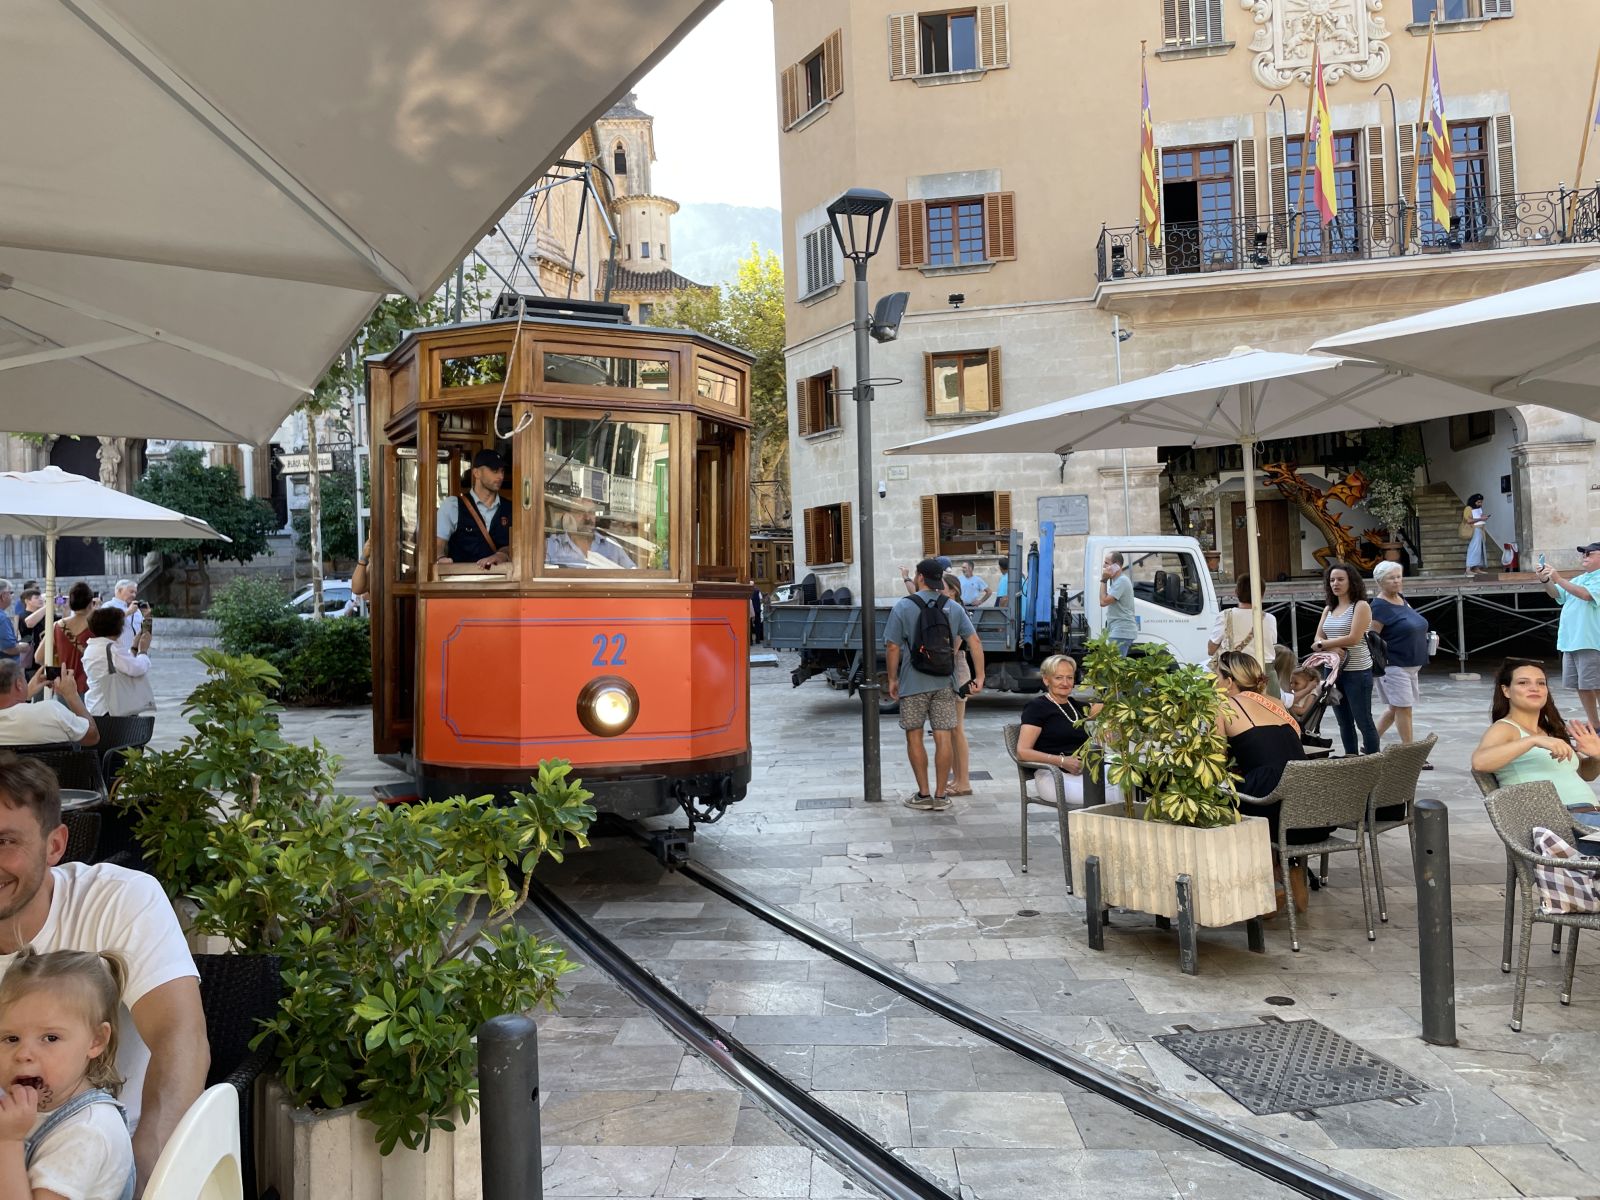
1475, 768, 1565, 968
1004, 723, 1075, 893
195, 952, 283, 1200
92, 712, 154, 793
1482, 781, 1600, 1031
60, 809, 99, 865
1242, 754, 1386, 952
1322, 735, 1436, 922
140, 1082, 243, 1200
15, 744, 105, 798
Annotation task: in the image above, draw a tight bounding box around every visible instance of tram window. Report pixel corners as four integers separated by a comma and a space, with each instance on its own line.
543, 352, 670, 391
696, 420, 738, 577
439, 352, 507, 389
394, 448, 420, 582
696, 365, 739, 408
544, 416, 671, 573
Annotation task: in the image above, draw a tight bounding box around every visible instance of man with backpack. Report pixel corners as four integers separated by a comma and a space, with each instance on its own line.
884, 558, 986, 810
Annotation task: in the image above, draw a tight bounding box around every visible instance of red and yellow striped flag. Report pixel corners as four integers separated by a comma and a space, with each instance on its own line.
1423, 24, 1455, 227
1309, 43, 1338, 223
1140, 52, 1161, 248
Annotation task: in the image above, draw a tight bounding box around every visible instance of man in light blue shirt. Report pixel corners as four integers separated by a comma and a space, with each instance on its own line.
1540, 542, 1600, 725
1099, 551, 1138, 655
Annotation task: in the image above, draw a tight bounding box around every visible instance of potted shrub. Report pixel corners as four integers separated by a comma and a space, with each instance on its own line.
1070, 636, 1274, 929
1358, 427, 1426, 559
114, 651, 595, 1198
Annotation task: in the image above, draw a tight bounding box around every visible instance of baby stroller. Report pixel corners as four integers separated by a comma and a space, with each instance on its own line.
1293, 651, 1344, 750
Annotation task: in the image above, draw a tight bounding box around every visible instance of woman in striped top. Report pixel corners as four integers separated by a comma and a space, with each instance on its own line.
1312, 560, 1380, 756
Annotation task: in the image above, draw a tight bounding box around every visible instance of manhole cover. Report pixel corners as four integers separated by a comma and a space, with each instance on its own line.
1016, 909, 1040, 917
1264, 996, 1295, 1006
796, 797, 852, 810
1153, 1019, 1428, 1115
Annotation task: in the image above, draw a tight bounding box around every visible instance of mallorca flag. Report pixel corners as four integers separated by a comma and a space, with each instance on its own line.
1309, 44, 1338, 224
1425, 38, 1455, 227
1140, 57, 1161, 248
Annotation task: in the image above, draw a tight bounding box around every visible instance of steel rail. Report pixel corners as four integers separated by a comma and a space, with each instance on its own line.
526, 879, 955, 1200
676, 858, 1386, 1200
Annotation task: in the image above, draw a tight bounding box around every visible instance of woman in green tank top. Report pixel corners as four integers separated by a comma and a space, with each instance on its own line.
1472, 659, 1600, 810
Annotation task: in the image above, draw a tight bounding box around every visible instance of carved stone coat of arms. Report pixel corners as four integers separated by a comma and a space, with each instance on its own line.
1241, 0, 1392, 89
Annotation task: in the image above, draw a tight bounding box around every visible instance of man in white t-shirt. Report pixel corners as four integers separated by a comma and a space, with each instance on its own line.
0, 659, 99, 748
0, 754, 205, 1186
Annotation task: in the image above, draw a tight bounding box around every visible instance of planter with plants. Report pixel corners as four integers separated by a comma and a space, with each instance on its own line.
1070, 637, 1274, 950
1358, 427, 1426, 558
114, 651, 595, 1199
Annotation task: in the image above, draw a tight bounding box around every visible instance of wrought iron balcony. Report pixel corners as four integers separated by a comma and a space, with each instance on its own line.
1095, 186, 1600, 282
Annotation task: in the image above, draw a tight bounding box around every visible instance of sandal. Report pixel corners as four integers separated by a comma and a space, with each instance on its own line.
946, 785, 974, 796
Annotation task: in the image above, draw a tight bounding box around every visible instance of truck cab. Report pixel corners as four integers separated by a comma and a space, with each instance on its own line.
1083, 535, 1217, 666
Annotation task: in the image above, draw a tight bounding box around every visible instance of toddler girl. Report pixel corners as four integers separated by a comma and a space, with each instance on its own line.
0, 949, 135, 1200
1287, 666, 1321, 721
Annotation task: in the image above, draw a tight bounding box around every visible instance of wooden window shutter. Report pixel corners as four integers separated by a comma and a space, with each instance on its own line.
823, 30, 844, 99
1397, 122, 1419, 249
1267, 134, 1288, 250
826, 367, 840, 429
977, 5, 1010, 69
1238, 137, 1259, 229
920, 496, 939, 557
994, 491, 1013, 541
1493, 114, 1517, 227
802, 507, 819, 564
796, 378, 814, 437
986, 348, 1003, 411
839, 502, 854, 564
780, 64, 800, 130
923, 352, 936, 415
888, 13, 918, 80
984, 192, 1017, 261
1483, 0, 1513, 15
1162, 0, 1180, 45
897, 200, 927, 268
1365, 126, 1389, 242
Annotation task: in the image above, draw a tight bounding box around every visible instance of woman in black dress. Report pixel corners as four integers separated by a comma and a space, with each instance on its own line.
1016, 654, 1097, 804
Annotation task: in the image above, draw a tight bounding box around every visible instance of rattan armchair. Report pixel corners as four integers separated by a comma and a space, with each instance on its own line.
60, 809, 100, 864
195, 952, 283, 1198
1473, 768, 1565, 968
1357, 735, 1436, 922
1482, 782, 1600, 1031
1003, 723, 1074, 893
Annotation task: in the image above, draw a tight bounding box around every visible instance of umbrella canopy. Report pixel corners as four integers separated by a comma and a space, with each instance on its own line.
888, 347, 1514, 663
1311, 268, 1600, 415
0, 0, 719, 444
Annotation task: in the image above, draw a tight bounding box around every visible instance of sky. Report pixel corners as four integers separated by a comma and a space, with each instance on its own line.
635, 0, 782, 211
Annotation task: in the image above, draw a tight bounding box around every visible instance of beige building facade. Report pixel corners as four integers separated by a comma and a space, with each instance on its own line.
774, 0, 1600, 595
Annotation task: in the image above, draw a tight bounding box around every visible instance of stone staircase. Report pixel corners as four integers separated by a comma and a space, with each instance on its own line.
1410, 482, 1497, 575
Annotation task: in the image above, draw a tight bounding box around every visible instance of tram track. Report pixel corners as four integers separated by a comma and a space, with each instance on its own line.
530, 845, 1391, 1200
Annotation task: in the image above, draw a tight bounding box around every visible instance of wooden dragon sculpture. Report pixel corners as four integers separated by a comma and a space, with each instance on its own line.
1260, 462, 1384, 570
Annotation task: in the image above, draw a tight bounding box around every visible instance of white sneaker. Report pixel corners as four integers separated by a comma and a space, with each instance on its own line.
903, 793, 951, 811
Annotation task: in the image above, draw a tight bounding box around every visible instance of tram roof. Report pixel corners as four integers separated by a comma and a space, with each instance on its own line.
369, 313, 755, 368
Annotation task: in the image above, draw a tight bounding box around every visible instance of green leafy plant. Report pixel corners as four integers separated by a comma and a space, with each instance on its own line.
114, 652, 595, 1153
209, 578, 303, 671
1078, 635, 1239, 827
1357, 426, 1426, 535
285, 616, 371, 706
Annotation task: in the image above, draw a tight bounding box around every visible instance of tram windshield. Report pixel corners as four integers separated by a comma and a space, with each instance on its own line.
543, 416, 671, 572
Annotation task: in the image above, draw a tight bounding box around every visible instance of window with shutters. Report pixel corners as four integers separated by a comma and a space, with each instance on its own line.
1418, 119, 1494, 246
781, 30, 844, 130
804, 49, 826, 110
888, 5, 1009, 80
1284, 131, 1363, 258
1162, 0, 1225, 49
796, 368, 840, 436
897, 192, 1016, 269
925, 348, 1001, 416
801, 227, 840, 298
920, 491, 1013, 558
1160, 145, 1235, 273
1411, 0, 1512, 21
803, 502, 852, 564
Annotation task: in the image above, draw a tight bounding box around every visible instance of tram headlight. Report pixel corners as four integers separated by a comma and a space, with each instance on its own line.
577, 676, 640, 737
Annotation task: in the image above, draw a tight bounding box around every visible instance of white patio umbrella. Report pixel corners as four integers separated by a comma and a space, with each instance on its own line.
1311, 268, 1600, 415
0, 466, 225, 665
888, 347, 1514, 662
0, 0, 720, 444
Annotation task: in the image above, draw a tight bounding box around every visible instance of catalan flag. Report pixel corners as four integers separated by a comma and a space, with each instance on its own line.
1140, 52, 1161, 248
1309, 43, 1338, 224
1423, 25, 1455, 227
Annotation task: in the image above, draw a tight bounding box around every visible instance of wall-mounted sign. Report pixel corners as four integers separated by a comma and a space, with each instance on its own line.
1037, 494, 1090, 536
279, 453, 334, 474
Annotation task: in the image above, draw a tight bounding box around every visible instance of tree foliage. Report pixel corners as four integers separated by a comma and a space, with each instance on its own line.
291, 460, 359, 562
650, 246, 787, 483
106, 446, 277, 565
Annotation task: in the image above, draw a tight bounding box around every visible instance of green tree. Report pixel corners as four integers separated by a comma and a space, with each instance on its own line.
651, 246, 787, 497
291, 460, 359, 563
106, 446, 278, 591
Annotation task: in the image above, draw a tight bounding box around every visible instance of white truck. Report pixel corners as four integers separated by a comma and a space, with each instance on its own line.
768, 533, 1219, 694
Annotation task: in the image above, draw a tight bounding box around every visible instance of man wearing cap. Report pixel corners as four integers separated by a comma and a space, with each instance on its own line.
435, 449, 512, 568
900, 557, 950, 595
1539, 543, 1600, 725
544, 493, 637, 570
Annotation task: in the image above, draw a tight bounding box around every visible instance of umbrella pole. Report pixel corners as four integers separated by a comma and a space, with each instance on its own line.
42, 522, 56, 670
1242, 436, 1267, 667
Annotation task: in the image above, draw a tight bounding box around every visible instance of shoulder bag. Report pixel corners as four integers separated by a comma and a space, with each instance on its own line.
101, 645, 156, 716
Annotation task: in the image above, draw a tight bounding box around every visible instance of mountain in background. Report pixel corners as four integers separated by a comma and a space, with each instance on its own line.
672, 203, 783, 286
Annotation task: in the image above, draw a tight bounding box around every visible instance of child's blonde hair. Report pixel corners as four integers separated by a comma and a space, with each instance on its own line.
1272, 645, 1298, 687
1289, 666, 1319, 688
0, 949, 126, 1094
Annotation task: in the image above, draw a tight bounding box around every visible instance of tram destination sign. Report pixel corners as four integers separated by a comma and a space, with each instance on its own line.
279, 453, 335, 474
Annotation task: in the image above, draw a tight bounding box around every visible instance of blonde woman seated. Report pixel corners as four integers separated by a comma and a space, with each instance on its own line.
1217, 651, 1318, 829
1015, 654, 1099, 804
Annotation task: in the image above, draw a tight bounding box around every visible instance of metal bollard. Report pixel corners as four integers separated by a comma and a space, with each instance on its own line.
478, 1013, 543, 1200
1413, 799, 1457, 1046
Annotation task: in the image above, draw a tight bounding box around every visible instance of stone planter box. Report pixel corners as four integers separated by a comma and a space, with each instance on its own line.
256, 1076, 480, 1200
1068, 802, 1275, 926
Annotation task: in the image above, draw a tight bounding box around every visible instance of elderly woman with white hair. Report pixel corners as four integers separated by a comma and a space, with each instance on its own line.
1369, 560, 1433, 761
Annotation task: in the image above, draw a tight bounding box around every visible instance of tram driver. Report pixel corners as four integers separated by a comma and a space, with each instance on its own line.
545, 491, 637, 570
435, 448, 512, 569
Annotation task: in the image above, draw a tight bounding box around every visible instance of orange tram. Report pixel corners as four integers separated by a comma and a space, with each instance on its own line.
365, 297, 754, 833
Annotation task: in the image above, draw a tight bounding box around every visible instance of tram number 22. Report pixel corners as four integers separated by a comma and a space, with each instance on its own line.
590, 633, 628, 667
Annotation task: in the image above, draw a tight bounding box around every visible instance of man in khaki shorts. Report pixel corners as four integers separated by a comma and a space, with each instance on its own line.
884, 558, 985, 810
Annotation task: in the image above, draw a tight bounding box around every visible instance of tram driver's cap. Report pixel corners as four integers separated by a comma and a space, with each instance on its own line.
1579, 543, 1600, 555
471, 449, 506, 472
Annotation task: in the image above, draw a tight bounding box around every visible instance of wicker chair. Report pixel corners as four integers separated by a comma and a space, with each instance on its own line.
1482, 782, 1600, 1031
60, 809, 100, 864
194, 952, 283, 1199
93, 713, 155, 793
1473, 768, 1564, 968
17, 746, 105, 797
1242, 754, 1386, 952
1003, 723, 1074, 893
1352, 735, 1437, 922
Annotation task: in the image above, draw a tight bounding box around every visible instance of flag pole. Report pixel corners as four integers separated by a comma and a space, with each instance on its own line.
1414, 11, 1438, 246
1139, 40, 1149, 275
1294, 38, 1319, 258
1571, 35, 1600, 234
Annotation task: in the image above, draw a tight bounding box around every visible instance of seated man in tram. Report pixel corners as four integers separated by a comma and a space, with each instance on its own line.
434, 448, 512, 568
545, 491, 637, 570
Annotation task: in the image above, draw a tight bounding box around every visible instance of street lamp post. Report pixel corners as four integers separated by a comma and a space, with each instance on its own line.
827, 188, 895, 805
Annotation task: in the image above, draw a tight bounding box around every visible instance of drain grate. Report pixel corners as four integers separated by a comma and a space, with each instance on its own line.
796, 797, 853, 810
1153, 1018, 1429, 1116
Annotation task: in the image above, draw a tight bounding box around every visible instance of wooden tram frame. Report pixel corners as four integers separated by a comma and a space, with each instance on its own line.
364, 302, 755, 823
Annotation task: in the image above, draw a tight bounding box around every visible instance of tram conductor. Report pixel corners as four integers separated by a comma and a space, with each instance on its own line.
435, 448, 512, 568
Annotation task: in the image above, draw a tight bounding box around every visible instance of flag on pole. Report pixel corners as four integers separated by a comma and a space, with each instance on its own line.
1309, 43, 1338, 224
1424, 27, 1455, 227
1140, 50, 1161, 248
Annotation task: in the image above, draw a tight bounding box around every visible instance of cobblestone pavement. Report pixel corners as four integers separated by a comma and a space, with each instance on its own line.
144, 644, 1600, 1198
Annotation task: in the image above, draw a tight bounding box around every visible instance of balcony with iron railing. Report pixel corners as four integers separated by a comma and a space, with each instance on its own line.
1095, 185, 1600, 282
